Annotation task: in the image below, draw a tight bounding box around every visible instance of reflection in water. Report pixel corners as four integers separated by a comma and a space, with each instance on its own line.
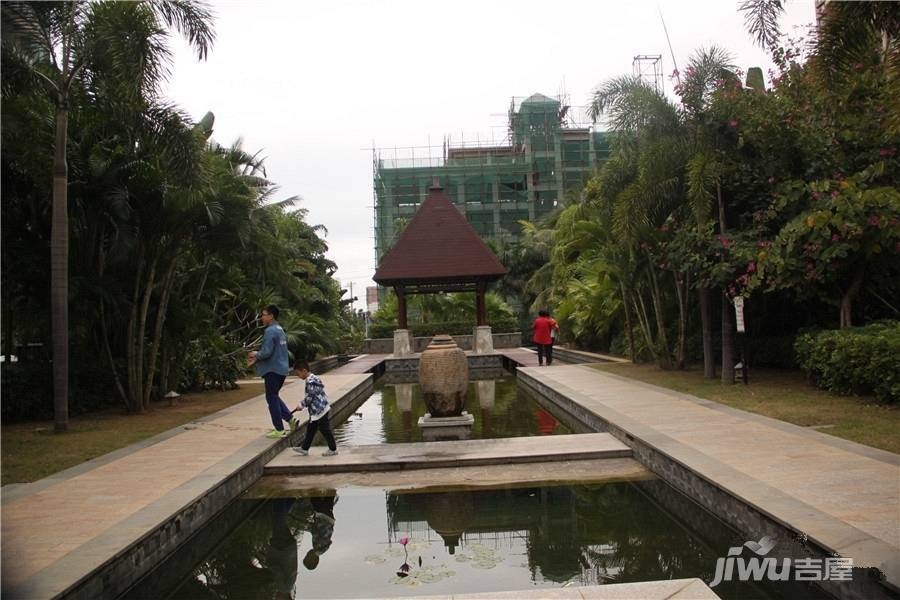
323, 377, 571, 447
166, 482, 828, 599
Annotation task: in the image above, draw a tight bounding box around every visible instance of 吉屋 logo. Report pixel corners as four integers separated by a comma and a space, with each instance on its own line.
709, 536, 853, 587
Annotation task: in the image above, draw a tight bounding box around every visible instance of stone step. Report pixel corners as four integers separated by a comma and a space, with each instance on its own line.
264, 432, 631, 475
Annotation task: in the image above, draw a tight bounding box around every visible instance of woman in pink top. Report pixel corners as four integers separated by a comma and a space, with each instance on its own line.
532, 309, 559, 366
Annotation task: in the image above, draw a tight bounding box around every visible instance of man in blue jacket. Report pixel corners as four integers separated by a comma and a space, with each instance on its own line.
248, 304, 295, 438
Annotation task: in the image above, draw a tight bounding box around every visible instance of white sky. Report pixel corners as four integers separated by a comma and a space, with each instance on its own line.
164, 0, 815, 311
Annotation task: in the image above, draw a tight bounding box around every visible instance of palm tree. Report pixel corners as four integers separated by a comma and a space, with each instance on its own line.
1, 0, 214, 430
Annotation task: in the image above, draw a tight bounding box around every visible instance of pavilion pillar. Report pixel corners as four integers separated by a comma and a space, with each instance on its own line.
473, 281, 494, 354
396, 286, 408, 329
475, 281, 487, 326
393, 286, 412, 357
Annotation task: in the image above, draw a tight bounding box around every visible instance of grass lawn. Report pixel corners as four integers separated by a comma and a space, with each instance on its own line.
1, 383, 265, 485
591, 363, 900, 454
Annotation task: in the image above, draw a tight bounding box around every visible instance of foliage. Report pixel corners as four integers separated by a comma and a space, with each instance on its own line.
794, 321, 900, 403
369, 290, 517, 333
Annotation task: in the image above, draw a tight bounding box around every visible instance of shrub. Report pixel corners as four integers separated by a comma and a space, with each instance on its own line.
1, 359, 119, 422
794, 321, 900, 403
369, 318, 519, 339
179, 337, 244, 392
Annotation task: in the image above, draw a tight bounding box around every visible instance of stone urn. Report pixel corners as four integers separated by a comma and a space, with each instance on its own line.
418, 334, 468, 417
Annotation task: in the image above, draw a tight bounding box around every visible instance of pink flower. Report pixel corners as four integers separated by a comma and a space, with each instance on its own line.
747, 261, 757, 273
718, 235, 732, 248
767, 176, 776, 184
830, 190, 839, 197
879, 148, 896, 157
812, 191, 821, 200
729, 119, 739, 128
399, 536, 409, 546
831, 234, 841, 242
854, 62, 864, 70
868, 215, 880, 226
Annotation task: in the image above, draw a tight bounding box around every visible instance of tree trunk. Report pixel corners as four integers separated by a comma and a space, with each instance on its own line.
4, 294, 14, 363
633, 291, 660, 364
839, 272, 864, 329
645, 260, 672, 370
134, 256, 158, 411
620, 283, 635, 361
699, 287, 716, 378
143, 257, 177, 409
674, 273, 689, 370
51, 101, 70, 432
721, 293, 735, 384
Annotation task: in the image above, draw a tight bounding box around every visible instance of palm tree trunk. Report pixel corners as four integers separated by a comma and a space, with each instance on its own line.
674, 272, 688, 370
620, 282, 635, 361
143, 257, 177, 409
633, 291, 659, 363
51, 101, 69, 432
134, 255, 158, 411
721, 294, 735, 384
645, 259, 672, 370
699, 287, 716, 378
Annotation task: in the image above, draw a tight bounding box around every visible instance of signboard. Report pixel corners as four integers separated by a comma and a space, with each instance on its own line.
734, 296, 746, 333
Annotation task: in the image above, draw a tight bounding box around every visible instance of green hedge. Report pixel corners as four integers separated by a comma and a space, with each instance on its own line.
369, 318, 518, 340
794, 321, 900, 403
1, 360, 119, 422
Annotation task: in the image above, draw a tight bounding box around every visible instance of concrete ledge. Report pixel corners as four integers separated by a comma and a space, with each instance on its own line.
264, 432, 631, 475
364, 332, 522, 354
398, 578, 719, 599
383, 352, 504, 373
552, 346, 629, 364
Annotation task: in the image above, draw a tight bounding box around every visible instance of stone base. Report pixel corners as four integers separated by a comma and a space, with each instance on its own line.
473, 325, 494, 354
393, 329, 412, 357
418, 411, 475, 442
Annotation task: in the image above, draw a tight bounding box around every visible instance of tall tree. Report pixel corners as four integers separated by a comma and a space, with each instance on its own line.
1, 0, 214, 430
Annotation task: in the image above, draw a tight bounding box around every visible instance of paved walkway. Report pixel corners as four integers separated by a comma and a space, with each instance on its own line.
329, 352, 390, 374
520, 365, 900, 592
264, 432, 631, 474
0, 373, 370, 599
497, 347, 541, 368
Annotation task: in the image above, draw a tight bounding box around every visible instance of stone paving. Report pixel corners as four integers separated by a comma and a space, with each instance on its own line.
264, 432, 632, 474
519, 364, 900, 594
0, 373, 370, 599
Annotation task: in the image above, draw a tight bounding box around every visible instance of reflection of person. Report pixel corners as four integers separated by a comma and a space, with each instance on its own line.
267, 498, 298, 600
302, 493, 338, 570
532, 310, 559, 366
249, 305, 294, 438
291, 361, 338, 456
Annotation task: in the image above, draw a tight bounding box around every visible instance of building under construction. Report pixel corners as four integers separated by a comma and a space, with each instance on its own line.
373, 93, 611, 266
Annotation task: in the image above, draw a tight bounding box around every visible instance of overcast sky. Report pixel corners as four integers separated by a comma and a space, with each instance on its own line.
164, 0, 815, 311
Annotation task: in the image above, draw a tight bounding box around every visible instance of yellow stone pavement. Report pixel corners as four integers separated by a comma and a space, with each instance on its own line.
0, 373, 368, 595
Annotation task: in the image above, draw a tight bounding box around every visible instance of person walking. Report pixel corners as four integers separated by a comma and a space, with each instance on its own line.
532, 309, 559, 366
291, 360, 339, 456
248, 304, 294, 438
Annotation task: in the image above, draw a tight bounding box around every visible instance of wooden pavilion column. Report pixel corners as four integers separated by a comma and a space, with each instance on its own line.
475, 281, 487, 326
395, 286, 408, 329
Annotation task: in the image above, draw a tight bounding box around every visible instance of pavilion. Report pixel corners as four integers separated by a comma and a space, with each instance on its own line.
373, 180, 507, 356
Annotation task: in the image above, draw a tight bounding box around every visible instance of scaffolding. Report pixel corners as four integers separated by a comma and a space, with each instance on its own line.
373, 93, 611, 267
632, 54, 664, 93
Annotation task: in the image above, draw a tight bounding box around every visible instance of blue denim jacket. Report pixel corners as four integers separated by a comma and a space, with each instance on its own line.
254, 323, 290, 376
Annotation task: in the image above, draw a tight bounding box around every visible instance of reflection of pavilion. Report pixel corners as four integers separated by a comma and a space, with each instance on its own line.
383, 481, 740, 586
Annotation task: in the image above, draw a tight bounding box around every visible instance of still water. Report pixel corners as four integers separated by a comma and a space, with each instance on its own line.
319, 377, 573, 446
162, 482, 825, 600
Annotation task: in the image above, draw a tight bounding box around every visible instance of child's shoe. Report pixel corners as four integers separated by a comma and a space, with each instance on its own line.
265, 429, 288, 439
292, 447, 309, 456
322, 449, 339, 457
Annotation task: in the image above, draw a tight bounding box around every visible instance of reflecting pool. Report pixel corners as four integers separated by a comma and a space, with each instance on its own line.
323, 377, 574, 446
159, 481, 826, 600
